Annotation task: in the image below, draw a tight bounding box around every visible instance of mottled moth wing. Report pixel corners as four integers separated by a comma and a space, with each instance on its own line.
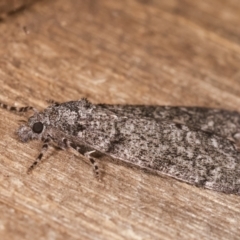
100, 104, 240, 145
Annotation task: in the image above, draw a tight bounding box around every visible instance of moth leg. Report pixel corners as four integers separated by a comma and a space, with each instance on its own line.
84, 150, 100, 180
231, 132, 240, 152
27, 137, 51, 174
0, 102, 34, 113
65, 139, 100, 179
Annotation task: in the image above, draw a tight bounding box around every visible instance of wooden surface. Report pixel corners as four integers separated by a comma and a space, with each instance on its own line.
1, 0, 240, 239
0, 0, 37, 19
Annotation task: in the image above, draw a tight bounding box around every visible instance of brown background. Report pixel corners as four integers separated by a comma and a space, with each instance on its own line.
1, 0, 240, 239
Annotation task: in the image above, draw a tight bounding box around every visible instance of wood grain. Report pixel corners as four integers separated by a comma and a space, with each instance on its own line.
0, 0, 38, 19
1, 0, 240, 239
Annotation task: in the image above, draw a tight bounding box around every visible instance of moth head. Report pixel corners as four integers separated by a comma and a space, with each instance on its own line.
0, 102, 53, 142
17, 115, 46, 142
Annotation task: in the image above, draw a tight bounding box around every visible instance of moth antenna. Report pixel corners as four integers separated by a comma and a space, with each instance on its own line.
0, 102, 35, 113
18, 119, 27, 123
46, 99, 60, 106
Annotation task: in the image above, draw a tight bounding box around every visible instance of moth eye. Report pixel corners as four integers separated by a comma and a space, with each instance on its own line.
32, 122, 44, 134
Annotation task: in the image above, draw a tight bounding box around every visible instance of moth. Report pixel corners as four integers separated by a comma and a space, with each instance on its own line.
1, 98, 240, 195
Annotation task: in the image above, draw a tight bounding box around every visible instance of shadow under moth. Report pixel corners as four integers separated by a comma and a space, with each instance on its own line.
1, 98, 240, 195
